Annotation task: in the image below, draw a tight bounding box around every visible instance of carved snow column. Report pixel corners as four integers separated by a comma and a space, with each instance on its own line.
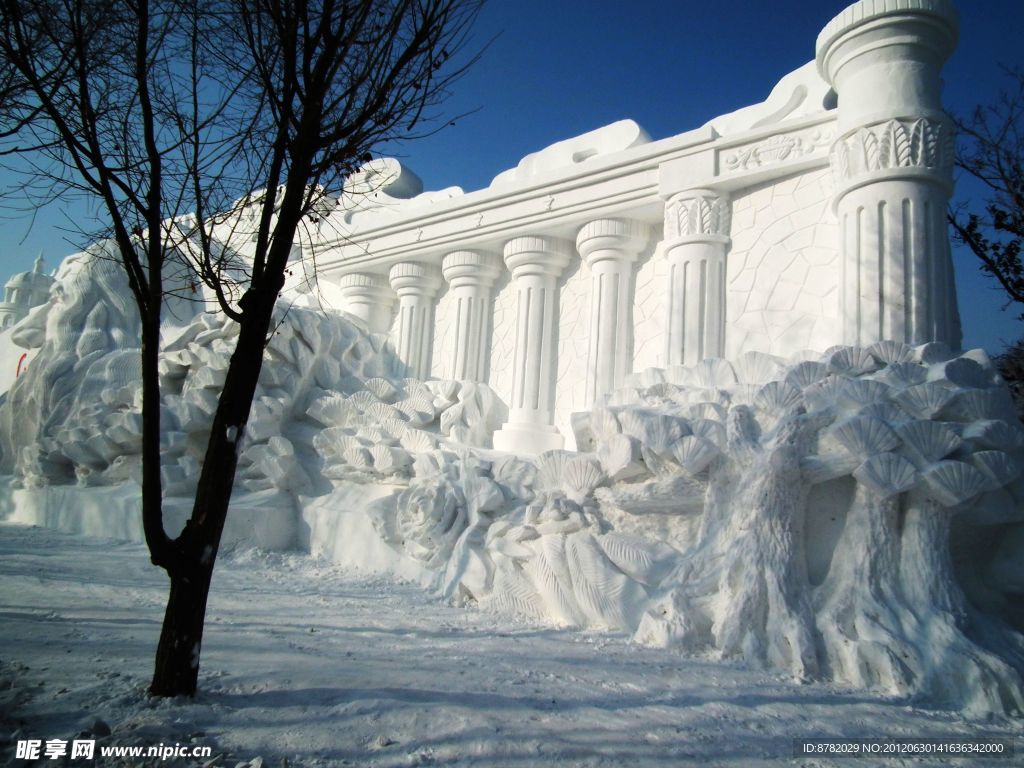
492, 236, 570, 454
817, 0, 960, 348
388, 262, 441, 379
337, 272, 394, 334
576, 219, 648, 405
441, 250, 501, 382
662, 191, 731, 366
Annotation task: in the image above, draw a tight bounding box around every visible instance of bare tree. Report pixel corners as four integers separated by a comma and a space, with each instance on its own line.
0, 0, 481, 697
948, 68, 1024, 317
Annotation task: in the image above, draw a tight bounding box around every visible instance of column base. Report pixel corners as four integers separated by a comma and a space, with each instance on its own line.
492, 423, 564, 455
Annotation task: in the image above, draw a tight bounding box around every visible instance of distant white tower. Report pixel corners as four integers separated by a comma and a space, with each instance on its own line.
0, 254, 55, 330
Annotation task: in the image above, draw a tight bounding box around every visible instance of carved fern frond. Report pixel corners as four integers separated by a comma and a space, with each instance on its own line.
910, 118, 927, 165
862, 128, 879, 172
925, 120, 940, 166
835, 142, 850, 180
891, 120, 911, 167
699, 198, 712, 234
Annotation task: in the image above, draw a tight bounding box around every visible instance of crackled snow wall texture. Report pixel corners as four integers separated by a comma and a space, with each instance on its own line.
553, 256, 589, 448
486, 272, 518, 417
430, 283, 455, 380
725, 169, 839, 359
631, 242, 669, 373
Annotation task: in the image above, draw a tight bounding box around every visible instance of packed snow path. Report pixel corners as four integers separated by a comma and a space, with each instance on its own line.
0, 523, 1018, 767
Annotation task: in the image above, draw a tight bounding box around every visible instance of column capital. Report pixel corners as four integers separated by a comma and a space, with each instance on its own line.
336, 271, 393, 334
576, 218, 648, 266
503, 235, 571, 278
388, 261, 442, 296
664, 190, 731, 244
441, 250, 501, 288
338, 271, 391, 296
830, 117, 954, 201
816, 0, 958, 85
816, 0, 957, 133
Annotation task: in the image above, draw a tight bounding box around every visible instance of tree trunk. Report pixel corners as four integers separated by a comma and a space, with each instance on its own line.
148, 286, 279, 697
815, 486, 919, 693
149, 563, 214, 697
140, 311, 170, 566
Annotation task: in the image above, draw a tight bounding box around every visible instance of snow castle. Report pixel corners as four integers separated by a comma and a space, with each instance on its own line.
4, 0, 1024, 715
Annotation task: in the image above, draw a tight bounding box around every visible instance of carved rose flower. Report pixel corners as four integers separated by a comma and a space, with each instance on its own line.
395, 479, 467, 568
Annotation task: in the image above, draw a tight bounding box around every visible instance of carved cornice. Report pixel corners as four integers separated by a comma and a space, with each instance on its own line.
723, 128, 833, 173
664, 191, 731, 241
830, 117, 953, 188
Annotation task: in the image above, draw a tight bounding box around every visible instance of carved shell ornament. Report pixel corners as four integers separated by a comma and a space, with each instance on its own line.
785, 360, 828, 390
733, 350, 785, 386
829, 414, 901, 459
853, 452, 919, 498
896, 420, 963, 466
921, 461, 989, 508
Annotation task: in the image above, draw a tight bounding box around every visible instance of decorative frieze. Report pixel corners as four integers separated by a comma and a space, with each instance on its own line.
441, 250, 501, 382
723, 127, 833, 173
576, 219, 648, 405
388, 262, 442, 380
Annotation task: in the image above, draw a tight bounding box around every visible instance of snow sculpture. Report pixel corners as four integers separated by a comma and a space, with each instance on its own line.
0, 248, 505, 543
306, 0, 965, 449
4, 0, 1022, 718
489, 120, 651, 187
491, 237, 571, 454
817, 0, 961, 348
0, 248, 142, 488
378, 343, 1024, 715
0, 254, 53, 330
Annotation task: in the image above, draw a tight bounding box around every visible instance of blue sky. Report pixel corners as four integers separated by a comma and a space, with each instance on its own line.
2, 0, 1022, 352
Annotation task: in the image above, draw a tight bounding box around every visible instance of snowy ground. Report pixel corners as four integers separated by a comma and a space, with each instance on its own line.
0, 522, 1019, 768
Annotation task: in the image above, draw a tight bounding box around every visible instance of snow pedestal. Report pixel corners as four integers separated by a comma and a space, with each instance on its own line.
662, 190, 731, 367
817, 0, 961, 349
492, 236, 570, 454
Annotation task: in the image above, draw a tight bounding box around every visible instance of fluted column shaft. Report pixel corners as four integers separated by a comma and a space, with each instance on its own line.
577, 219, 647, 405
389, 262, 441, 379
441, 250, 500, 382
817, 0, 960, 348
492, 236, 570, 454
337, 272, 393, 335
662, 190, 731, 366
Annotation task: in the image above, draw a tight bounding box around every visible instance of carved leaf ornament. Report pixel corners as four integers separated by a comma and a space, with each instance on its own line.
833, 118, 953, 182
664, 194, 730, 239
